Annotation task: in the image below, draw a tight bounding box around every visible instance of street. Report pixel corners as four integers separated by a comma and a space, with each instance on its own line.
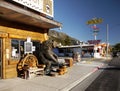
70, 57, 120, 91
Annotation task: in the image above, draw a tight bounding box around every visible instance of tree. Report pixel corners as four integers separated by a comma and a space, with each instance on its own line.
64, 36, 72, 46
113, 43, 120, 51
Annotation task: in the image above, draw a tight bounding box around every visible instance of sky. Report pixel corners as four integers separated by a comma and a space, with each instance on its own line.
53, 0, 120, 45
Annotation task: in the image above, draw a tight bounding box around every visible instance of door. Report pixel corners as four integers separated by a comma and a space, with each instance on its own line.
0, 38, 2, 79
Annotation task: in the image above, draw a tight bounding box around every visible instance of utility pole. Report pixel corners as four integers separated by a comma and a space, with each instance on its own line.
106, 24, 109, 58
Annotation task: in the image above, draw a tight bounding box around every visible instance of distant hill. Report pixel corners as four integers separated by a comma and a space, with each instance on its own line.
48, 30, 80, 45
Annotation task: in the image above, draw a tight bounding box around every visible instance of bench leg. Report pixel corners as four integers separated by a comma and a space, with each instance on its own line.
24, 70, 28, 79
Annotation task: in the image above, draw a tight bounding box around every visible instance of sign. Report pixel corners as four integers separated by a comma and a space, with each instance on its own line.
43, 0, 54, 17
91, 24, 99, 30
86, 18, 103, 25
24, 42, 33, 54
12, 0, 54, 17
88, 40, 101, 44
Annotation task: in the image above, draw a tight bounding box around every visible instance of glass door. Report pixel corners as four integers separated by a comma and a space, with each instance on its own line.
0, 38, 2, 79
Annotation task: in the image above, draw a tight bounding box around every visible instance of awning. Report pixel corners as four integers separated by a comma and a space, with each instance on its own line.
0, 0, 62, 29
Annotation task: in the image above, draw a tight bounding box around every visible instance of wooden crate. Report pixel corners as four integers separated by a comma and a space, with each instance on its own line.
65, 58, 73, 67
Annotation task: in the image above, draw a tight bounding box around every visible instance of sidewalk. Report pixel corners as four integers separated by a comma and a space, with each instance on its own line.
0, 59, 107, 91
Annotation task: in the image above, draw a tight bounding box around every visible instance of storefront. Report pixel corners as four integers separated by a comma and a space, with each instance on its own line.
0, 0, 61, 79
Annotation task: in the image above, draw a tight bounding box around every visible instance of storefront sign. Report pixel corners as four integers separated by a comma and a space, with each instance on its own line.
12, 0, 54, 17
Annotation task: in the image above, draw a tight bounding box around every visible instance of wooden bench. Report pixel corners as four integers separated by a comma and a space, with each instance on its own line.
17, 54, 45, 79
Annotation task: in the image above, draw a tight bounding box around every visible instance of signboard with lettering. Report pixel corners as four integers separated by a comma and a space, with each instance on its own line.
88, 40, 101, 44
12, 0, 54, 17
86, 18, 103, 25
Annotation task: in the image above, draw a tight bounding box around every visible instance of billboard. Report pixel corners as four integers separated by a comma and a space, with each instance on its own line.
12, 0, 54, 17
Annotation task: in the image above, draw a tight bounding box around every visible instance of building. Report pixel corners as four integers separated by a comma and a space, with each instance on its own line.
0, 0, 62, 79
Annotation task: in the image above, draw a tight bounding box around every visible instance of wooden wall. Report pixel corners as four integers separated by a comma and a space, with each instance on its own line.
0, 19, 48, 79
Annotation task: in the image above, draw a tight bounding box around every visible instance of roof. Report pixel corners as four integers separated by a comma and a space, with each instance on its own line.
0, 0, 62, 29
59, 44, 94, 48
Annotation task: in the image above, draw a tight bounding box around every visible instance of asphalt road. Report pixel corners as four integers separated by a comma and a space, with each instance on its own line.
70, 66, 104, 91
70, 57, 120, 91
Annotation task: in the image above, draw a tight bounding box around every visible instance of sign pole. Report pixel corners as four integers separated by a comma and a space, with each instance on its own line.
94, 33, 97, 40
86, 17, 103, 58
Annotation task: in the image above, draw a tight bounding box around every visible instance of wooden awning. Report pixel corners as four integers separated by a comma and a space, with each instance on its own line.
0, 0, 62, 29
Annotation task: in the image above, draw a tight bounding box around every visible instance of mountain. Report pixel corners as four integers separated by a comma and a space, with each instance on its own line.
48, 30, 80, 45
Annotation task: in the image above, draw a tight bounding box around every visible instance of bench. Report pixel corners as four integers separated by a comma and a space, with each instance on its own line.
17, 54, 45, 79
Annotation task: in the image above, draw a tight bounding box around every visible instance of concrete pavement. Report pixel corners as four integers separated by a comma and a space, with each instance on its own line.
0, 58, 108, 91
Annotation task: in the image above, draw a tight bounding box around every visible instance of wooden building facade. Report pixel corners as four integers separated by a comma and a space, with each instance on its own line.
0, 0, 61, 79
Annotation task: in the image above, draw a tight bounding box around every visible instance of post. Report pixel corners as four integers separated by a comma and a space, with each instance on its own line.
94, 34, 97, 40
106, 24, 109, 58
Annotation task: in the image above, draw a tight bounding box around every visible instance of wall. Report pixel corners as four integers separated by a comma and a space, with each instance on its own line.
0, 19, 48, 79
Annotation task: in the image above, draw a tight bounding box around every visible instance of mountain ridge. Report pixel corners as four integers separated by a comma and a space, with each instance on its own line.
48, 30, 80, 45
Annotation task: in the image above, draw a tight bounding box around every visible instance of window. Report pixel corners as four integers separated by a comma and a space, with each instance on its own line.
11, 39, 41, 60
32, 41, 41, 60
20, 40, 25, 57
11, 39, 25, 59
59, 48, 65, 53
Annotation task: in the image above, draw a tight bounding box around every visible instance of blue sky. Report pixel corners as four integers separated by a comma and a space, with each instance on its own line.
53, 0, 120, 45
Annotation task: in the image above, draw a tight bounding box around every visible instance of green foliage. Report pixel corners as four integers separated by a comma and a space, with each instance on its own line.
112, 43, 120, 51
64, 36, 72, 45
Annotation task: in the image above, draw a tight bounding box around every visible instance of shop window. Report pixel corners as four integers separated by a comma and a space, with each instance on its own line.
11, 39, 25, 59
67, 48, 73, 53
11, 39, 41, 60
32, 41, 41, 60
59, 48, 64, 53
20, 41, 25, 57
